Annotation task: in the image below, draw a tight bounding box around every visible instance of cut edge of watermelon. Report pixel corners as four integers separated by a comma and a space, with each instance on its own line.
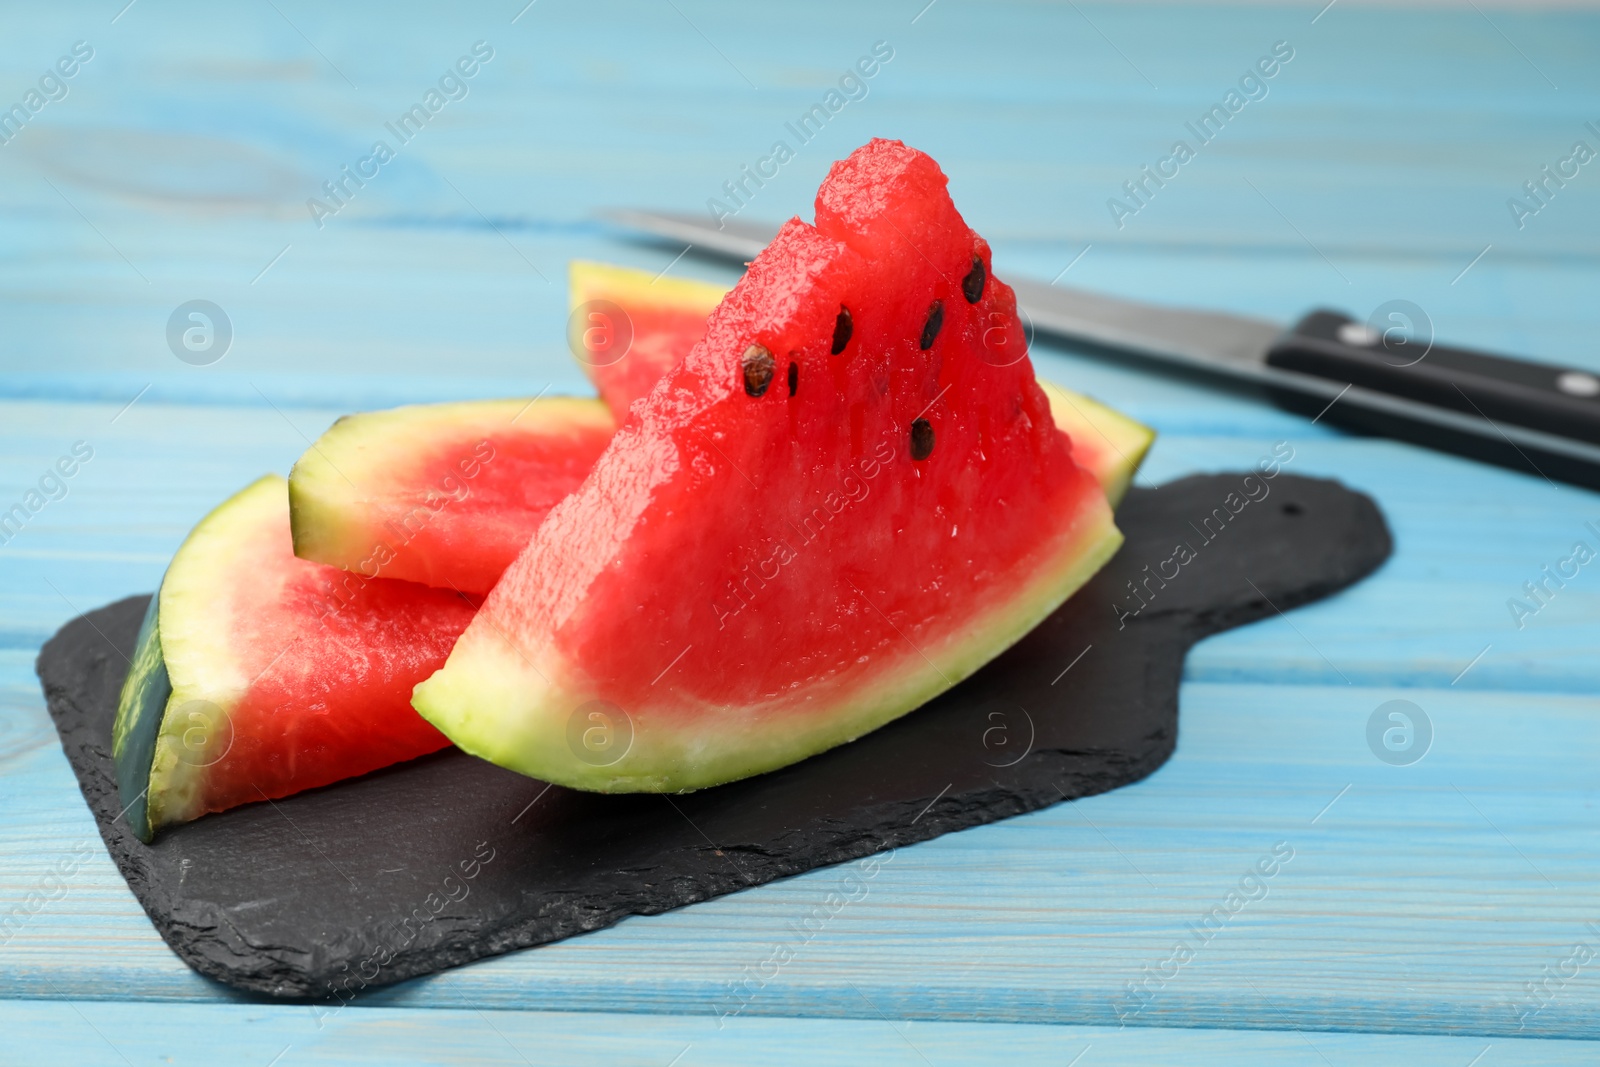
288, 397, 613, 578
116, 475, 279, 838
1039, 380, 1156, 507
412, 500, 1122, 793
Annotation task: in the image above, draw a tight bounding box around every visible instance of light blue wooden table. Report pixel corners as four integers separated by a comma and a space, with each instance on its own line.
3, 1, 1599, 1062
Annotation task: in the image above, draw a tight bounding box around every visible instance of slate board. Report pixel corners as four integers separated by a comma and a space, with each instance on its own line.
36, 472, 1390, 1002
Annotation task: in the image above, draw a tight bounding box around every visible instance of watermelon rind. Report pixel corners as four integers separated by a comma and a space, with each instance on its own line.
112, 586, 171, 842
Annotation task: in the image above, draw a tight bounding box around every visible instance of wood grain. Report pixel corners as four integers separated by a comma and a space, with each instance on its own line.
8, 1000, 1599, 1067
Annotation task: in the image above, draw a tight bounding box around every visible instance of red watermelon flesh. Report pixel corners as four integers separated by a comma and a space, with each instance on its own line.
114, 476, 476, 839
413, 139, 1123, 793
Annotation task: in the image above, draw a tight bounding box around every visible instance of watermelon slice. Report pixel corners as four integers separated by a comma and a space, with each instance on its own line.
413, 139, 1125, 793
289, 398, 613, 596
569, 260, 1154, 505
114, 475, 476, 841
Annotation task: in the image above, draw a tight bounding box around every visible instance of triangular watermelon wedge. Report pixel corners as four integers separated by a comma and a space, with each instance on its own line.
413, 139, 1125, 793
114, 476, 476, 840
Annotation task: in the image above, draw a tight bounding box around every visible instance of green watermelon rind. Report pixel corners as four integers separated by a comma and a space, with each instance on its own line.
112, 589, 170, 842
412, 503, 1122, 793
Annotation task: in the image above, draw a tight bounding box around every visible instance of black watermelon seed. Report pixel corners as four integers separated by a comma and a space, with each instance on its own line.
742, 344, 775, 397
919, 301, 944, 351
910, 418, 935, 460
831, 307, 852, 354
962, 256, 986, 303
787, 361, 798, 396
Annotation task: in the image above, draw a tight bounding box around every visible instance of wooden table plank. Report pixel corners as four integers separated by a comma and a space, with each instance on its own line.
7, 1000, 1595, 1067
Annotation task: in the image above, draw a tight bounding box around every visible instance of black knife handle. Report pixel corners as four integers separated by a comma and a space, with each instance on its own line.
1266, 309, 1600, 446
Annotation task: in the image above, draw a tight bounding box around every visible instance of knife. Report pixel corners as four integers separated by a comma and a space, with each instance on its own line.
605, 209, 1600, 492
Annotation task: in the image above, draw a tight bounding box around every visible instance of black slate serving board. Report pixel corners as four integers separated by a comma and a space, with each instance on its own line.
37, 472, 1390, 1001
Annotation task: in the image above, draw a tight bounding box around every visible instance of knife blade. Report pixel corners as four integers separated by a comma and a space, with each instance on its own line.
604, 209, 1600, 492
